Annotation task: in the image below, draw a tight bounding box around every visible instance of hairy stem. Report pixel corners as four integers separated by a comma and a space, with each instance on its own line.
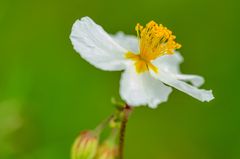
119, 104, 133, 159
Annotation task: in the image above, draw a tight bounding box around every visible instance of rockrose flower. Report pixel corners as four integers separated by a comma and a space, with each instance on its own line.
70, 17, 214, 108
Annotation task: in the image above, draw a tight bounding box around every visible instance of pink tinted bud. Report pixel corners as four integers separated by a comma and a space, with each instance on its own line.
71, 130, 99, 159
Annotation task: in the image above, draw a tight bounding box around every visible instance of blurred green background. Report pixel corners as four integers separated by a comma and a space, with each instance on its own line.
0, 0, 239, 158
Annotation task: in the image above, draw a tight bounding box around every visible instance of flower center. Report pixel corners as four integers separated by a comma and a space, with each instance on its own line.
125, 21, 181, 74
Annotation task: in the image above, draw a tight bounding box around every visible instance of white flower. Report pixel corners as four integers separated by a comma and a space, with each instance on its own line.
70, 17, 214, 108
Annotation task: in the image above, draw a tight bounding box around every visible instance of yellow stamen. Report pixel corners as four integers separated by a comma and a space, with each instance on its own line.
126, 21, 181, 74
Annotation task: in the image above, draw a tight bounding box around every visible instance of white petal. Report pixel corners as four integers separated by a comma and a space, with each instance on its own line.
175, 74, 205, 87
153, 52, 205, 87
150, 70, 214, 102
111, 32, 139, 53
70, 17, 128, 71
120, 65, 172, 108
152, 52, 183, 73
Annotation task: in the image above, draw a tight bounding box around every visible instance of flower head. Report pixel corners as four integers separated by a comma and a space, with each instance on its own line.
70, 17, 214, 108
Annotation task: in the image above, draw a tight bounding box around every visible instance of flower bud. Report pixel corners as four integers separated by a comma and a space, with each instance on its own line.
94, 141, 118, 159
71, 130, 99, 159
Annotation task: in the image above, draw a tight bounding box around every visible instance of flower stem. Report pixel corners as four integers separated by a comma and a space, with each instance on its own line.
119, 104, 133, 159
95, 114, 114, 135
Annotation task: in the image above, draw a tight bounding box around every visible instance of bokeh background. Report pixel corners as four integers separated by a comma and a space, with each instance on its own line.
0, 0, 239, 158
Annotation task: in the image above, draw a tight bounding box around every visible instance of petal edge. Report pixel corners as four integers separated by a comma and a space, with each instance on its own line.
150, 69, 214, 102
70, 17, 128, 71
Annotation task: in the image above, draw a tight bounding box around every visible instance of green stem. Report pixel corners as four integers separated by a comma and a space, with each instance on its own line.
95, 114, 114, 135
